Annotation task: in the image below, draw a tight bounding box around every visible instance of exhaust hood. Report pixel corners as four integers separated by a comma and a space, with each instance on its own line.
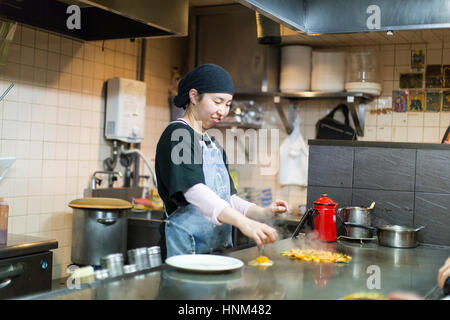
237, 0, 450, 34
0, 0, 188, 40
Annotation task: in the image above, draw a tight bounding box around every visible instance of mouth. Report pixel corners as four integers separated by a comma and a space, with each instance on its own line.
211, 118, 221, 123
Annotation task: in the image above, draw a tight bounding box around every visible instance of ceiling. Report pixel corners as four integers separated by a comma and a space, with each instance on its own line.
280, 28, 450, 47
189, 0, 450, 47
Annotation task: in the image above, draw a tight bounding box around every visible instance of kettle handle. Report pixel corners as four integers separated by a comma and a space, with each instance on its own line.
292, 208, 316, 239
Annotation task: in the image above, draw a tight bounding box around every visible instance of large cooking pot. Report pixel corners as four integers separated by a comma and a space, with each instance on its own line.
337, 205, 374, 238
344, 223, 425, 248
69, 197, 132, 266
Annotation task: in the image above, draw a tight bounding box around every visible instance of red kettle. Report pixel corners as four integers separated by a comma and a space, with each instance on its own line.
292, 194, 338, 242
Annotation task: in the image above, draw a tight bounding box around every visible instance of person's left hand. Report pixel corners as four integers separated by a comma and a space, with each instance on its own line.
269, 200, 289, 216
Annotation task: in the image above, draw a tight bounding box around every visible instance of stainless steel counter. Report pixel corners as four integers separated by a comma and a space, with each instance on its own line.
21, 238, 450, 300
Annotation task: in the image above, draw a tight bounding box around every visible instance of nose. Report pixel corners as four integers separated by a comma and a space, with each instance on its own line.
216, 106, 225, 116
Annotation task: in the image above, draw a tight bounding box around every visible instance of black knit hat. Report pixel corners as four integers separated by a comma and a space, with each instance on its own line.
173, 64, 234, 109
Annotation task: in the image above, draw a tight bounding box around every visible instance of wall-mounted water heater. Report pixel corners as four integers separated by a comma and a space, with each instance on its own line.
105, 78, 146, 143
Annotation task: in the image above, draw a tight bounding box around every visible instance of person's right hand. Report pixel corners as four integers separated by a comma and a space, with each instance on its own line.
237, 217, 278, 247
438, 257, 450, 289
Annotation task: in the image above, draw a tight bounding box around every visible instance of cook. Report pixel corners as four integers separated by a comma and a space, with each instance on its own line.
155, 64, 288, 259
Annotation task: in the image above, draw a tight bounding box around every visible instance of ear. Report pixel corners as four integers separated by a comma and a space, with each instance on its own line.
188, 88, 199, 105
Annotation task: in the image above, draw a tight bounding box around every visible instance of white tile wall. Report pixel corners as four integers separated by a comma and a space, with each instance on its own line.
1, 23, 449, 281
0, 24, 187, 280
231, 43, 450, 213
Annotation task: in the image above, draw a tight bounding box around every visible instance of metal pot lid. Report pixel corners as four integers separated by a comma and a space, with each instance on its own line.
68, 197, 132, 209
378, 225, 415, 232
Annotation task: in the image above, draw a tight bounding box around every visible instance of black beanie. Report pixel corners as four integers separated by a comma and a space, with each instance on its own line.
173, 64, 234, 109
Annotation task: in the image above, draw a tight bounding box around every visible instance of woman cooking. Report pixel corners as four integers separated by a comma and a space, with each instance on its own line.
155, 64, 289, 259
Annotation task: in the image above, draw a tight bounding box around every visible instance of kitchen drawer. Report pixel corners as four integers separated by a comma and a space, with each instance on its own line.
416, 150, 450, 193
351, 189, 414, 228
0, 251, 53, 299
308, 145, 354, 188
353, 147, 416, 191
414, 192, 450, 246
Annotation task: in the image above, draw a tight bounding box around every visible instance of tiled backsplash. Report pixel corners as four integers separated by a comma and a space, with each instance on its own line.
230, 43, 450, 213
0, 23, 448, 279
306, 141, 450, 246
0, 24, 186, 279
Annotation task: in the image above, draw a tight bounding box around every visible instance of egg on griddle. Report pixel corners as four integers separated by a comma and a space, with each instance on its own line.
248, 256, 274, 269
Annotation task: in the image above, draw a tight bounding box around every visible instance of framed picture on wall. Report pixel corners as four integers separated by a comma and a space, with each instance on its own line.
425, 65, 442, 88
408, 90, 425, 111
411, 49, 425, 71
442, 91, 450, 112
443, 65, 450, 88
425, 91, 441, 112
392, 90, 408, 112
399, 73, 423, 89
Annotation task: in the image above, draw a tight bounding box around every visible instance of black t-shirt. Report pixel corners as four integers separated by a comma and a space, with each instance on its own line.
155, 121, 237, 216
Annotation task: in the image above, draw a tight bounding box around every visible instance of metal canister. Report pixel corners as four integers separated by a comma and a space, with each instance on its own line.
95, 269, 109, 280
128, 247, 150, 271
123, 264, 138, 274
147, 246, 162, 268
100, 253, 124, 277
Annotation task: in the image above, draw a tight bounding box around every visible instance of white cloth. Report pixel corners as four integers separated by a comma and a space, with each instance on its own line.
279, 114, 309, 186
183, 183, 253, 225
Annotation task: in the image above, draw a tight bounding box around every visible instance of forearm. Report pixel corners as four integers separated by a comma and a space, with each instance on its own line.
217, 206, 248, 229
245, 204, 272, 220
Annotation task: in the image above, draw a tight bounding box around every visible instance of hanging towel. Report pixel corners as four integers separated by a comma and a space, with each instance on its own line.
279, 114, 309, 186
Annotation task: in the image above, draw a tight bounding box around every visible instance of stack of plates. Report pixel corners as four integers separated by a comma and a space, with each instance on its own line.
280, 45, 312, 92
345, 82, 381, 96
311, 50, 346, 92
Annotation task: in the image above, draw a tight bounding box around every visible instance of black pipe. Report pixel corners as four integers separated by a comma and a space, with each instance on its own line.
104, 140, 119, 171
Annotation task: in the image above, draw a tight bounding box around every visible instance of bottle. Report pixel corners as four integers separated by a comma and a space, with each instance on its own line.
0, 198, 9, 244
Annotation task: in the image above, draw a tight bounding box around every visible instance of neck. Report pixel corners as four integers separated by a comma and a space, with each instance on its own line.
181, 108, 205, 134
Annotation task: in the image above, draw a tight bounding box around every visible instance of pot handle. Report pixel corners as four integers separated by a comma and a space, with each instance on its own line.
97, 218, 117, 225
343, 222, 377, 231
414, 225, 425, 232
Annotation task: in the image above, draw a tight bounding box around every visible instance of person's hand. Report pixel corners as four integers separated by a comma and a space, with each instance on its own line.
387, 291, 423, 300
237, 217, 278, 247
269, 200, 289, 216
438, 257, 450, 288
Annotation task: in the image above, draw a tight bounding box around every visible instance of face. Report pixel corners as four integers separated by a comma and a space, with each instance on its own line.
189, 90, 233, 130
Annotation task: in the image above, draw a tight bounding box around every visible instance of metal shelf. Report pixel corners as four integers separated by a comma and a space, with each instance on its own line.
235, 91, 375, 100
233, 91, 376, 136
214, 121, 261, 130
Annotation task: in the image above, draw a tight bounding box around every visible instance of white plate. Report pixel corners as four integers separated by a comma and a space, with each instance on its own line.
165, 254, 244, 273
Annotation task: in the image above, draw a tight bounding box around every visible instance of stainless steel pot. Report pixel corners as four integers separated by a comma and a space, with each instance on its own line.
344, 223, 425, 248
337, 206, 372, 238
69, 198, 132, 266
377, 225, 425, 248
